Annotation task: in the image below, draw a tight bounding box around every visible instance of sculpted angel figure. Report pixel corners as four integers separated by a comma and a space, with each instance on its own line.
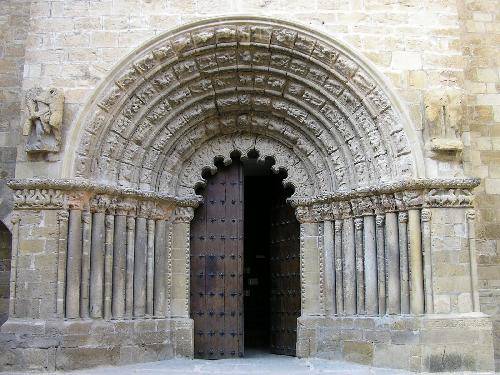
23, 87, 64, 153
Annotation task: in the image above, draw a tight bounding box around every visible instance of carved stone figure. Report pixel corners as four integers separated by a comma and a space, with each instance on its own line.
23, 87, 64, 153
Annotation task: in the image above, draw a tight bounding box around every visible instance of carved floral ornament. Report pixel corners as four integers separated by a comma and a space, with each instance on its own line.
64, 16, 426, 200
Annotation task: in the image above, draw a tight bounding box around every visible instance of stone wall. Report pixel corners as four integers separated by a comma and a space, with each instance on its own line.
457, 0, 500, 369
0, 0, 30, 222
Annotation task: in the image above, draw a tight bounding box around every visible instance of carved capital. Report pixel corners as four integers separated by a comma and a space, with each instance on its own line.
11, 212, 21, 225
295, 206, 311, 223
466, 209, 476, 221
354, 217, 363, 231
334, 220, 343, 232
126, 216, 136, 231
376, 214, 385, 227
398, 211, 408, 223
82, 210, 91, 224
421, 209, 431, 222
173, 206, 195, 223
57, 210, 69, 223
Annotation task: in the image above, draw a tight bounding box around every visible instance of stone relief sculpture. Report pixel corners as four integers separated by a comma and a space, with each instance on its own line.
424, 88, 463, 153
22, 87, 64, 153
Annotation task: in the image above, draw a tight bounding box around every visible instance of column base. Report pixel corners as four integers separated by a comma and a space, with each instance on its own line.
0, 317, 193, 371
297, 313, 494, 372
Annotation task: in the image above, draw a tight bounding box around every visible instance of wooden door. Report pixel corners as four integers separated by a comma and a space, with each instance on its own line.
269, 190, 300, 356
190, 162, 244, 359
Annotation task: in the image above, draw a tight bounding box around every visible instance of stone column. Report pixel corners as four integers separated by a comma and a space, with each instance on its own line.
66, 209, 82, 319
398, 212, 410, 314
146, 218, 155, 316
154, 219, 168, 317
354, 218, 365, 315
408, 209, 424, 315
363, 214, 377, 315
112, 210, 127, 319
104, 213, 114, 320
134, 216, 147, 317
90, 210, 105, 318
375, 214, 386, 315
9, 213, 20, 317
421, 209, 433, 313
334, 220, 343, 314
125, 215, 136, 318
385, 211, 400, 314
80, 210, 92, 318
56, 211, 69, 318
171, 207, 194, 318
323, 220, 336, 316
466, 210, 480, 312
300, 221, 322, 316
342, 217, 356, 315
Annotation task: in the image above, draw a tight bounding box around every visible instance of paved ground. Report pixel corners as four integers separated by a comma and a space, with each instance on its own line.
5, 351, 496, 375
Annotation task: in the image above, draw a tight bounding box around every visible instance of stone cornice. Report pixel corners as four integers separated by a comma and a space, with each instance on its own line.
289, 177, 480, 207
7, 178, 201, 209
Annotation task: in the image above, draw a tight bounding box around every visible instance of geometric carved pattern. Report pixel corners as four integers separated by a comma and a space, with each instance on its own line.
71, 17, 420, 199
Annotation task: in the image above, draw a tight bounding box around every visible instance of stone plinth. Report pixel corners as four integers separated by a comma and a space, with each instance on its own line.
297, 314, 494, 372
0, 317, 193, 371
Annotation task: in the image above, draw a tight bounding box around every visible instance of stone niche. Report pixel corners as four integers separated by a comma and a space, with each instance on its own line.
0, 16, 495, 373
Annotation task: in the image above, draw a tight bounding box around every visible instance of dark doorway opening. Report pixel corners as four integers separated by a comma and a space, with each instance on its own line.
190, 155, 299, 359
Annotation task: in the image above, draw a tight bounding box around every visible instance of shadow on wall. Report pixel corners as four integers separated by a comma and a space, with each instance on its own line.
0, 221, 11, 326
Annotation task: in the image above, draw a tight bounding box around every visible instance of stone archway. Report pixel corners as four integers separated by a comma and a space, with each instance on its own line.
1, 16, 494, 373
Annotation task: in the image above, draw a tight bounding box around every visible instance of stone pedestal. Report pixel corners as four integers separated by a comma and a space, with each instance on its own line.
0, 317, 192, 371
297, 314, 494, 372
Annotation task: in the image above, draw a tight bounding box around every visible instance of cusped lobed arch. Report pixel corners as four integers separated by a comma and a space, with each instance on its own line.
65, 16, 425, 199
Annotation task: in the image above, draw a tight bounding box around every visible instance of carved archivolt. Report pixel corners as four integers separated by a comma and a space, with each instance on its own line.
66, 17, 424, 199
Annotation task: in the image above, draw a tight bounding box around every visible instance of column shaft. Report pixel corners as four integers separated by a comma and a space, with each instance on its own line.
146, 219, 155, 316
9, 214, 21, 317
112, 214, 127, 318
342, 218, 356, 315
323, 220, 336, 316
398, 212, 410, 314
385, 212, 400, 314
408, 209, 424, 314
80, 211, 92, 318
90, 212, 105, 318
66, 209, 82, 319
154, 219, 167, 317
354, 218, 365, 314
334, 221, 343, 314
376, 215, 386, 314
125, 216, 135, 317
466, 211, 480, 312
421, 209, 433, 313
363, 215, 378, 315
134, 217, 147, 317
56, 211, 69, 318
104, 214, 114, 320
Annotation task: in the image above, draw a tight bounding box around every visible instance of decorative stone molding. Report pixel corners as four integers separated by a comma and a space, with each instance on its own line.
64, 16, 426, 199
8, 178, 200, 210
23, 87, 64, 153
290, 177, 479, 222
